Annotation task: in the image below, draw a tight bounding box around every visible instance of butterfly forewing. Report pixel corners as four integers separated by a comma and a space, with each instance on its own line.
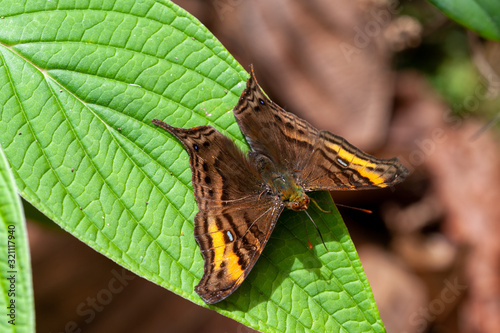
301, 131, 409, 190
152, 119, 283, 303
233, 73, 319, 173
233, 70, 408, 191
152, 120, 263, 208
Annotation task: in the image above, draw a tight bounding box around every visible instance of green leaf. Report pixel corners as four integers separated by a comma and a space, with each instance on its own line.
0, 147, 35, 332
427, 0, 500, 41
0, 1, 384, 332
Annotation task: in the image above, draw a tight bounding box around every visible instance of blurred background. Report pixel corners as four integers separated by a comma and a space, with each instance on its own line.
29, 0, 500, 332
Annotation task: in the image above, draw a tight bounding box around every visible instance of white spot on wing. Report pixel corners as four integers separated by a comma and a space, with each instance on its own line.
337, 157, 348, 167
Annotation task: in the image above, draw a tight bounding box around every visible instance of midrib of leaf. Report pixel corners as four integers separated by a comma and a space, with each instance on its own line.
0, 41, 201, 288
3, 51, 177, 280
50, 82, 204, 278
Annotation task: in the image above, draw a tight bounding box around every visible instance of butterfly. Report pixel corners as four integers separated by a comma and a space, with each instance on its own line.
152, 68, 408, 304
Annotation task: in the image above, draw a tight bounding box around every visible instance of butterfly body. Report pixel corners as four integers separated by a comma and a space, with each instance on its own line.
152, 68, 408, 304
268, 171, 309, 211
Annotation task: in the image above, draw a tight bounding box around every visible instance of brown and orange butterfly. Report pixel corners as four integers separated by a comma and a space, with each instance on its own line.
152, 68, 408, 304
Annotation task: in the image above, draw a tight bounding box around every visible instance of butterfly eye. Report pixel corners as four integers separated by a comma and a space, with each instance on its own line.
291, 202, 299, 210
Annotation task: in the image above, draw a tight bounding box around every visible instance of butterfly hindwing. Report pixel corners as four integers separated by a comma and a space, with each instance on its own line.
194, 202, 283, 304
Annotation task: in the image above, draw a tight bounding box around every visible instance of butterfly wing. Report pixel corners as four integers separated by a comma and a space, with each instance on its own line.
233, 69, 319, 173
152, 119, 283, 304
194, 201, 283, 303
300, 131, 409, 190
233, 69, 408, 190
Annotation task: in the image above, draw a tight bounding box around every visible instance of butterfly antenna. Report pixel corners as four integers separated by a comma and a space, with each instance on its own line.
304, 210, 329, 252
310, 198, 332, 213
335, 203, 372, 214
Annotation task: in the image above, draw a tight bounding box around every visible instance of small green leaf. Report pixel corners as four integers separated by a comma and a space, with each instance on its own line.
0, 147, 35, 332
0, 1, 385, 332
427, 0, 500, 40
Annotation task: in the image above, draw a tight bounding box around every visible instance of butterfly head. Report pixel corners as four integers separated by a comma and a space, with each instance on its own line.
269, 174, 310, 211
284, 194, 310, 211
